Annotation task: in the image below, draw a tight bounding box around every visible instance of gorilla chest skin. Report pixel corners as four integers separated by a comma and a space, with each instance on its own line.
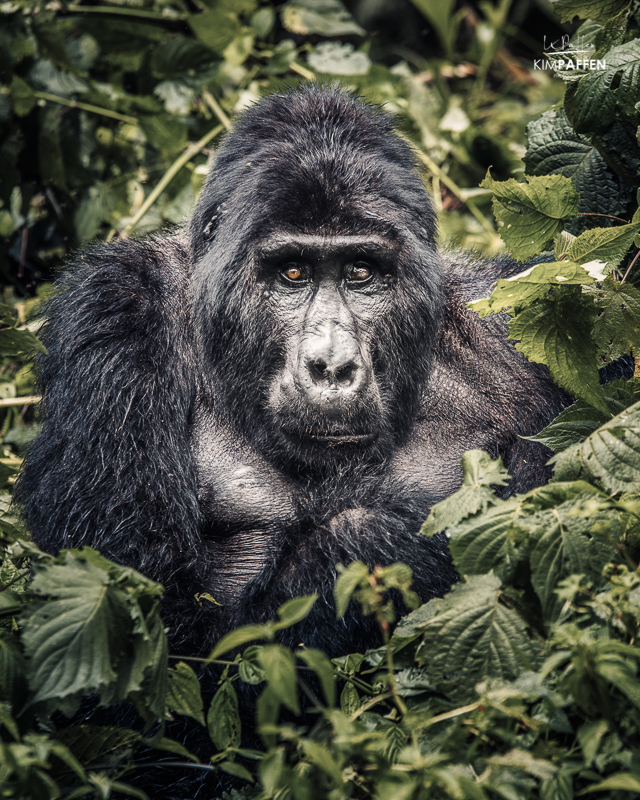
18, 88, 568, 658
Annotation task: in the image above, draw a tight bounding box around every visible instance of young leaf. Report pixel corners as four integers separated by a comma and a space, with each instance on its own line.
207, 623, 271, 661
258, 644, 300, 714
481, 172, 579, 262
207, 680, 241, 751
334, 561, 369, 619
166, 662, 205, 726
421, 450, 510, 536
297, 648, 336, 707
273, 594, 318, 630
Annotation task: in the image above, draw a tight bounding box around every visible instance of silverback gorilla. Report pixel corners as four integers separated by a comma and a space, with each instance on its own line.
17, 87, 567, 659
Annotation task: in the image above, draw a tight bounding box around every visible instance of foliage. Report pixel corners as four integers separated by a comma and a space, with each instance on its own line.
1, 0, 640, 798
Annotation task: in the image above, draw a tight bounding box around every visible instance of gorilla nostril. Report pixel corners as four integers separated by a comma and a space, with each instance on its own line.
335, 362, 357, 385
309, 359, 328, 382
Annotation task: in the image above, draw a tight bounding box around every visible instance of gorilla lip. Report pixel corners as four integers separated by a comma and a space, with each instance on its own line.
309, 432, 377, 446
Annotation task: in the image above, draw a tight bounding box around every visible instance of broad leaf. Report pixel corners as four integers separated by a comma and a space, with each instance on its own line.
166, 662, 205, 725
207, 680, 241, 751
417, 574, 542, 700
481, 172, 579, 262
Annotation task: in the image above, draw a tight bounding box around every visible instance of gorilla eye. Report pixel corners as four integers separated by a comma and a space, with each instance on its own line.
346, 262, 373, 284
281, 263, 308, 284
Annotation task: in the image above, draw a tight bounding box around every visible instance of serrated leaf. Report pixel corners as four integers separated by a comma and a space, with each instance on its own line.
20, 548, 165, 716
470, 261, 595, 317
577, 399, 640, 493
55, 726, 141, 766
207, 680, 241, 751
448, 499, 526, 580
421, 450, 510, 536
528, 380, 640, 451
167, 662, 204, 725
571, 40, 640, 133
526, 496, 620, 617
481, 172, 579, 262
297, 648, 336, 707
577, 719, 608, 767
526, 109, 630, 225
566, 223, 640, 271
220, 761, 254, 782
508, 293, 608, 413
586, 278, 640, 361
308, 43, 371, 76
553, 0, 631, 23
417, 574, 542, 700
258, 645, 300, 715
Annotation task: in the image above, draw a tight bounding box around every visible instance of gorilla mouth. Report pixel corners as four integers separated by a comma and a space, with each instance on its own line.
308, 432, 378, 447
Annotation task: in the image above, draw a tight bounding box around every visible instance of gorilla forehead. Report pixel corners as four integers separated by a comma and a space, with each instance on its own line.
191, 87, 437, 252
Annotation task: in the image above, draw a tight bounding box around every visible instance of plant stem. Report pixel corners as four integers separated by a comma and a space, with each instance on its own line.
34, 91, 137, 124
621, 248, 640, 285
201, 91, 232, 130
67, 4, 186, 21
0, 396, 40, 407
121, 123, 224, 237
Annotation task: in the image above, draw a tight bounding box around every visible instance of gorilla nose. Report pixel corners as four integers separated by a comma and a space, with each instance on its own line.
308, 357, 360, 388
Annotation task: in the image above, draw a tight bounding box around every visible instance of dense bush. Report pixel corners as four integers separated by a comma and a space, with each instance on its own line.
1, 0, 640, 798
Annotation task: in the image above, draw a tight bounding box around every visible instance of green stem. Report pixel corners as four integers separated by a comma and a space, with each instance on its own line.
469, 0, 513, 115
201, 91, 232, 130
0, 395, 40, 407
122, 123, 224, 236
34, 91, 137, 124
404, 136, 495, 234
67, 3, 186, 21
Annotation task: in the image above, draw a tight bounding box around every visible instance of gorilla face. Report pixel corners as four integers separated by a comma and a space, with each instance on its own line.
259, 232, 398, 464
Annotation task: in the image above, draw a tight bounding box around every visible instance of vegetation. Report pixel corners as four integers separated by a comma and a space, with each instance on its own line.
1, 0, 640, 797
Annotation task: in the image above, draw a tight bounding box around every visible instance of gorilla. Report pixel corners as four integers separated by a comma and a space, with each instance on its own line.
17, 86, 567, 659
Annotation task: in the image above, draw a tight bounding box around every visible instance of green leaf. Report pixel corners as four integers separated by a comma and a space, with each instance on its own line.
10, 76, 36, 117
188, 9, 241, 54
0, 635, 26, 709
21, 548, 165, 716
340, 681, 360, 714
481, 172, 580, 262
582, 772, 640, 793
239, 645, 267, 685
167, 662, 204, 726
0, 327, 47, 356
470, 261, 596, 317
577, 720, 608, 767
417, 574, 542, 700
297, 648, 336, 707
567, 223, 640, 272
528, 381, 640, 452
208, 624, 271, 661
526, 110, 630, 225
575, 399, 640, 493
571, 40, 640, 133
526, 495, 620, 617
281, 0, 365, 37
334, 561, 369, 618
207, 680, 241, 751
219, 761, 254, 782
258, 644, 300, 715
508, 292, 608, 414
586, 278, 640, 361
421, 450, 509, 536
308, 43, 371, 76
55, 726, 141, 766
553, 0, 631, 23
274, 594, 318, 630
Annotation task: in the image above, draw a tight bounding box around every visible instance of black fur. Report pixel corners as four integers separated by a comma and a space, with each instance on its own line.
17, 86, 572, 798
